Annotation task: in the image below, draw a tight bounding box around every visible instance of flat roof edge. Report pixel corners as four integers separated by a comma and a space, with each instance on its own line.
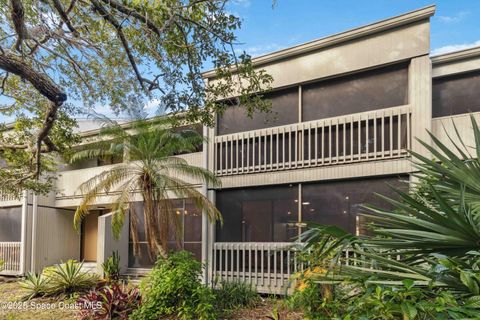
431, 46, 480, 65
202, 5, 436, 79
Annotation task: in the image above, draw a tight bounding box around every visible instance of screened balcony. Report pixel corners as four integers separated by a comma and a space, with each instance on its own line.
214, 105, 411, 176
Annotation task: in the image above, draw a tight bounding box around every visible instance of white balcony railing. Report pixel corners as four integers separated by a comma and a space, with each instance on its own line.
212, 242, 304, 294
0, 193, 22, 207
0, 242, 21, 275
215, 105, 411, 176
56, 152, 203, 204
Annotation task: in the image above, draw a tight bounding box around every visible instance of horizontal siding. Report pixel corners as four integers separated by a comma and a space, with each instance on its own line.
217, 158, 412, 189
432, 112, 480, 155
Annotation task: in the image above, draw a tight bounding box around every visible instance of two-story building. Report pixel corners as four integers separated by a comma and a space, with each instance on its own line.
1, 5, 480, 294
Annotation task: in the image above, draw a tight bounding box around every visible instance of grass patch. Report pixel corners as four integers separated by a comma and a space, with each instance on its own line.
0, 279, 77, 320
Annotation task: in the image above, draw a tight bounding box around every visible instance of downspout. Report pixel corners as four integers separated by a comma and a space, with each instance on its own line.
19, 190, 28, 275
30, 193, 38, 273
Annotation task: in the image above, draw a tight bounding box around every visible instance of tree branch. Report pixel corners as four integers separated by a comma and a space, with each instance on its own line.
10, 0, 29, 51
91, 0, 146, 90
51, 0, 79, 36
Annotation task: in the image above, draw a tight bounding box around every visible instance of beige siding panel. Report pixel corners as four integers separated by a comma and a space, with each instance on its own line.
209, 21, 429, 92
409, 55, 432, 157
432, 112, 480, 155
34, 207, 80, 272
218, 158, 412, 189
433, 56, 480, 78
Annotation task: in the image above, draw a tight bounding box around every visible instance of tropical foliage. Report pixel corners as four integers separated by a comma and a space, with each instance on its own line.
71, 118, 221, 258
20, 260, 98, 300
102, 251, 121, 282
131, 251, 217, 320
78, 283, 141, 320
293, 115, 480, 319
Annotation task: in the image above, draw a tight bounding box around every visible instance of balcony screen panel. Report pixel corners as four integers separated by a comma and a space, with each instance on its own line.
216, 184, 299, 242
217, 87, 299, 135
128, 199, 202, 268
302, 176, 407, 235
0, 207, 21, 242
302, 64, 408, 121
433, 71, 480, 118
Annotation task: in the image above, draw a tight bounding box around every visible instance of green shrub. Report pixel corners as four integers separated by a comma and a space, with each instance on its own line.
213, 279, 259, 314
285, 278, 334, 319
131, 251, 217, 320
102, 251, 121, 282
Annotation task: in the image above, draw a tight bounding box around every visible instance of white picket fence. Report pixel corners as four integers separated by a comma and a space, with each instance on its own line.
215, 105, 411, 176
0, 242, 21, 275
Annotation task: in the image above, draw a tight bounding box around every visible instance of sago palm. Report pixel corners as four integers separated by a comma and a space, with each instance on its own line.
70, 117, 221, 258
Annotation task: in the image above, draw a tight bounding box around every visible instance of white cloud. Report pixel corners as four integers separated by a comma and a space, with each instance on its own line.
437, 11, 470, 23
231, 0, 250, 7
235, 43, 285, 57
431, 40, 480, 56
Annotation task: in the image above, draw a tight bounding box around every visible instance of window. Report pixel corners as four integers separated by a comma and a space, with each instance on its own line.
216, 185, 299, 242
433, 71, 480, 118
217, 87, 299, 135
128, 199, 202, 268
302, 63, 408, 121
0, 207, 22, 242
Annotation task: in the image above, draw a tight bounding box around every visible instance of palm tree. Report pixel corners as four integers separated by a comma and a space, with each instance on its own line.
70, 117, 221, 258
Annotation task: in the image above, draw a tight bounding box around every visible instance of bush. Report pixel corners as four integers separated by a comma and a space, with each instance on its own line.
20, 260, 98, 300
131, 251, 217, 320
213, 280, 259, 314
102, 251, 121, 282
78, 283, 141, 320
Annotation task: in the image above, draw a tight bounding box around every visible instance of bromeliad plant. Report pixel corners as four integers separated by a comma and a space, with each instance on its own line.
70, 118, 222, 258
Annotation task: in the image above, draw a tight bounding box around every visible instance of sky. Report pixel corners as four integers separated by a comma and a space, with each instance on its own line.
2, 1, 479, 122
227, 0, 480, 57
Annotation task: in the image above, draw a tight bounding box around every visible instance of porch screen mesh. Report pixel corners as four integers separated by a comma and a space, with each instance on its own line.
301, 176, 407, 235
216, 184, 299, 242
217, 87, 299, 135
128, 199, 202, 268
0, 206, 22, 242
216, 175, 407, 241
302, 63, 409, 121
433, 70, 480, 118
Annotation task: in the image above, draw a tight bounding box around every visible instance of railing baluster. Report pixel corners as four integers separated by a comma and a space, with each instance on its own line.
213, 105, 412, 176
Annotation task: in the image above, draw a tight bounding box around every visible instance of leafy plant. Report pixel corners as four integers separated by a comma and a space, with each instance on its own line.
131, 251, 217, 320
213, 280, 259, 315
44, 260, 98, 297
78, 283, 141, 320
102, 251, 121, 282
295, 115, 480, 318
20, 272, 50, 300
71, 118, 222, 258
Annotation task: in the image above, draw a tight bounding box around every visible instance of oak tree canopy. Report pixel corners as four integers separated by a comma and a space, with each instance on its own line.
0, 0, 272, 195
